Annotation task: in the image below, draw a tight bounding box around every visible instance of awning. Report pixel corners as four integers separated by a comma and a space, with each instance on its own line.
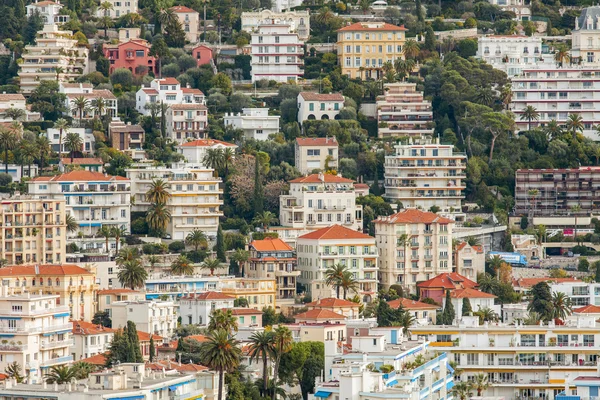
446, 381, 455, 391
314, 391, 332, 398
169, 380, 195, 391
433, 366, 440, 372
107, 396, 145, 400
386, 379, 398, 387
54, 313, 70, 318
0, 316, 21, 320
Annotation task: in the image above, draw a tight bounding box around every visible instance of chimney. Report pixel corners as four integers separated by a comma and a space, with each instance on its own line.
34, 264, 39, 275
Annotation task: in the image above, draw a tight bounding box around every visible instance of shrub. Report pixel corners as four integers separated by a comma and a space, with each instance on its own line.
142, 243, 167, 255
0, 173, 12, 186
168, 241, 186, 253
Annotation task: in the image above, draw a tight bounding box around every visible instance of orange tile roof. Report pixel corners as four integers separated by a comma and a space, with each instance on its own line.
181, 88, 204, 95
299, 92, 344, 102
298, 225, 374, 240
171, 5, 197, 13
97, 288, 141, 295
179, 139, 237, 147
30, 1, 60, 6
295, 137, 338, 146
142, 88, 159, 95
388, 298, 440, 310
294, 309, 346, 320
354, 183, 369, 189
171, 104, 207, 110
306, 298, 359, 308
512, 277, 581, 288
157, 77, 180, 85
417, 272, 478, 289
147, 361, 208, 372
338, 22, 407, 32
72, 320, 115, 335
226, 308, 263, 316
574, 305, 600, 314
289, 174, 354, 184
0, 264, 93, 276
450, 288, 496, 299
137, 331, 163, 342
186, 334, 209, 343
66, 90, 116, 100
0, 373, 8, 381
455, 242, 484, 253
374, 209, 454, 225
60, 157, 103, 165
80, 353, 108, 366
30, 170, 129, 182
181, 291, 235, 301
0, 94, 25, 101
250, 237, 293, 252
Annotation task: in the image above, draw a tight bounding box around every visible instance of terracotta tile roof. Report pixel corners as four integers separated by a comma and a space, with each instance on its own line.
338, 22, 407, 32
30, 1, 60, 6
0, 264, 93, 276
170, 104, 207, 110
226, 308, 262, 316
179, 139, 236, 148
157, 77, 180, 85
306, 298, 359, 308
417, 272, 478, 289
354, 183, 369, 189
110, 124, 144, 133
181, 291, 235, 300
192, 44, 211, 51
60, 157, 103, 165
171, 5, 197, 13
80, 353, 108, 366
289, 173, 354, 184
72, 320, 115, 335
574, 304, 600, 314
0, 94, 25, 101
181, 88, 204, 95
375, 209, 454, 225
455, 242, 484, 253
250, 238, 293, 252
97, 288, 140, 295
299, 92, 344, 102
147, 361, 208, 372
142, 88, 159, 95
294, 309, 346, 320
0, 373, 8, 381
388, 298, 440, 310
512, 277, 581, 288
137, 331, 163, 342
295, 137, 338, 146
185, 334, 209, 343
66, 90, 116, 100
450, 288, 496, 299
61, 83, 93, 89
298, 225, 374, 241
30, 171, 129, 182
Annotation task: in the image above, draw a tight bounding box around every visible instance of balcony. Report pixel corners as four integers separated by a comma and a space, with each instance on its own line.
40, 355, 73, 367
41, 339, 74, 350
0, 343, 28, 351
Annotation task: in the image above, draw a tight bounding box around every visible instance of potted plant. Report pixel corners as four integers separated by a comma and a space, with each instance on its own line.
489, 338, 495, 347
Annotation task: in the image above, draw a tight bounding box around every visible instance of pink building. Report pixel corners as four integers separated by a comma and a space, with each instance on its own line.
192, 45, 213, 66
103, 39, 156, 76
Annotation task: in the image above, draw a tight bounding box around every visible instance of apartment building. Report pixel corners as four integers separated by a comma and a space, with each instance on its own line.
19, 25, 89, 94
0, 197, 66, 265
510, 67, 600, 139
0, 264, 98, 321
279, 173, 363, 232
62, 89, 118, 121
71, 320, 114, 361
411, 316, 600, 400
294, 137, 339, 174
476, 35, 543, 76
271, 0, 303, 12
126, 163, 223, 240
177, 139, 238, 165
246, 238, 299, 300
305, 297, 361, 319
571, 7, 600, 65
110, 300, 176, 338
59, 158, 103, 173
250, 22, 303, 83
337, 22, 407, 79
388, 297, 439, 324
229, 308, 263, 328
241, 9, 310, 41
103, 39, 156, 76
282, 322, 347, 344
296, 225, 378, 302
179, 292, 235, 327
97, 288, 142, 316
46, 127, 95, 154
377, 82, 434, 138
95, 0, 138, 18
219, 278, 277, 310
166, 104, 208, 142
0, 94, 40, 122
172, 6, 200, 43
374, 209, 454, 295
143, 275, 221, 301
383, 137, 467, 214
0, 290, 72, 384
136, 77, 206, 115
223, 108, 280, 141
108, 121, 145, 151
417, 272, 478, 305
29, 171, 131, 238
488, 0, 531, 20
297, 92, 344, 124
550, 280, 600, 307
447, 288, 498, 319
454, 241, 485, 281
0, 164, 39, 180
26, 0, 69, 24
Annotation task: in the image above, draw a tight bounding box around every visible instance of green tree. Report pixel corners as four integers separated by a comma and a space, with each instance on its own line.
117, 258, 148, 290
262, 306, 278, 327
92, 311, 112, 328
45, 365, 75, 385
64, 132, 83, 163
149, 336, 155, 361
551, 292, 572, 321
4, 362, 24, 383
65, 214, 78, 234
340, 270, 358, 299
594, 260, 600, 282
212, 73, 233, 95
146, 178, 171, 204
252, 211, 277, 231
247, 330, 276, 395
324, 263, 347, 298
528, 281, 553, 321
579, 257, 590, 272
462, 298, 472, 315
253, 155, 264, 215
0, 126, 19, 174
186, 229, 208, 251
472, 373, 489, 396
163, 18, 186, 47
442, 291, 455, 324
423, 27, 436, 51
199, 329, 242, 400
520, 105, 539, 131
201, 257, 221, 276
125, 321, 144, 363
110, 225, 127, 254
271, 326, 293, 400
171, 255, 194, 275
208, 309, 238, 334
215, 225, 226, 262
150, 38, 171, 78
146, 203, 171, 237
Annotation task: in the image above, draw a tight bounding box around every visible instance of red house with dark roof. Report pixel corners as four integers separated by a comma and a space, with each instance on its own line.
417, 272, 478, 304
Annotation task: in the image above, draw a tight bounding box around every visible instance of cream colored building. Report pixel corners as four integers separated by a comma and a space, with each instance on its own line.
572, 7, 600, 65
71, 320, 115, 361
19, 24, 89, 94
0, 197, 66, 265
110, 300, 176, 338
296, 225, 378, 303
377, 82, 434, 139
177, 139, 238, 165
220, 277, 277, 311
0, 94, 40, 122
166, 104, 208, 143
241, 9, 310, 41
96, 0, 138, 18
283, 321, 346, 343
374, 209, 454, 295
297, 92, 344, 124
454, 241, 485, 281
172, 5, 200, 43
126, 163, 223, 240
279, 173, 363, 232
294, 137, 339, 174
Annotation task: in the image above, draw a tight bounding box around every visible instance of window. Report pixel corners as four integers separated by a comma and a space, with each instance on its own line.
166, 95, 176, 101
135, 50, 144, 57
345, 45, 351, 53
309, 103, 314, 111
467, 353, 478, 365
307, 149, 320, 156
355, 45, 361, 53
355, 57, 361, 67
345, 57, 351, 67
320, 103, 325, 111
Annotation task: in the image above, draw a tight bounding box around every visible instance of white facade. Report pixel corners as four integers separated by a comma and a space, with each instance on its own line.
71, 321, 114, 361
45, 127, 95, 154
294, 137, 339, 175
110, 300, 176, 338
487, 0, 531, 20
95, 0, 138, 18
271, 0, 304, 12
572, 7, 600, 65
297, 92, 344, 124
241, 10, 310, 40
377, 82, 434, 138
177, 139, 238, 165
550, 281, 600, 307
383, 137, 466, 213
60, 83, 118, 120
0, 94, 40, 122
166, 104, 208, 143
0, 164, 39, 181
179, 292, 235, 327
251, 23, 303, 83
136, 78, 206, 116
26, 0, 69, 24
280, 173, 363, 231
502, 303, 530, 324
476, 35, 543, 76
223, 108, 280, 141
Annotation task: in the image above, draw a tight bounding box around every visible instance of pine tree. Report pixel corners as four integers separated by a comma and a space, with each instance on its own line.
462, 298, 472, 316
149, 336, 155, 362
216, 225, 226, 262
424, 27, 436, 52
253, 155, 264, 215
14, 0, 24, 19
415, 0, 423, 22
442, 291, 455, 324
371, 164, 381, 196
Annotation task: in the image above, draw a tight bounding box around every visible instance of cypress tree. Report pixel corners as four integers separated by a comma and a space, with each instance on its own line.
149, 336, 155, 362
424, 27, 436, 52
14, 0, 24, 19
371, 164, 381, 196
594, 261, 600, 283
160, 101, 166, 138
415, 0, 423, 22
442, 291, 455, 324
253, 155, 264, 215
216, 225, 226, 262
462, 297, 472, 316
126, 321, 143, 363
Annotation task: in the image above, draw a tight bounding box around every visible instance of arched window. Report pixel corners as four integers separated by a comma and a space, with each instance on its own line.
32, 279, 36, 287
40, 278, 44, 286
69, 278, 73, 286
56, 278, 60, 286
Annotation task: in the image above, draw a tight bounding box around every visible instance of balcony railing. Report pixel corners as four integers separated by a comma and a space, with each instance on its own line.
40, 355, 73, 367
41, 339, 74, 350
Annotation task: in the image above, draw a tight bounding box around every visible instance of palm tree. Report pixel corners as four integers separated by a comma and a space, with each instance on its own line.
208, 309, 238, 333
98, 225, 113, 253
36, 135, 51, 170
0, 126, 19, 174
202, 148, 223, 172
45, 365, 76, 385
171, 255, 194, 275
472, 373, 490, 396
92, 97, 107, 120
247, 330, 276, 396
147, 255, 160, 269
231, 248, 250, 276
65, 214, 78, 235
500, 85, 512, 110
110, 225, 127, 254
324, 263, 347, 298
71, 96, 90, 126
451, 381, 474, 400
5, 108, 25, 121
186, 229, 208, 251
403, 39, 420, 60
116, 247, 139, 266
21, 141, 38, 178
72, 361, 97, 379
64, 132, 83, 163
358, 0, 371, 14
146, 178, 171, 204
117, 258, 148, 290
271, 326, 293, 400
399, 310, 416, 335
158, 8, 177, 30
54, 66, 64, 81
552, 291, 572, 321
98, 15, 114, 38
467, 236, 482, 247
554, 46, 570, 67
53, 118, 69, 157
222, 148, 235, 177
199, 329, 241, 400
122, 12, 144, 27
201, 257, 221, 276
146, 203, 171, 237
545, 119, 563, 141
474, 307, 499, 324
487, 255, 503, 277
4, 361, 24, 383
99, 1, 113, 16
252, 211, 278, 231
566, 113, 584, 139
520, 105, 539, 131
340, 270, 359, 299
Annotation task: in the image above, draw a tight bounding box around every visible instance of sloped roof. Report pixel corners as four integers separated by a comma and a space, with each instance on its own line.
298, 225, 374, 240
0, 264, 93, 276
294, 309, 346, 320
455, 242, 484, 253
388, 298, 440, 310
289, 174, 353, 184
374, 209, 454, 225
227, 308, 262, 316
185, 334, 209, 343
295, 137, 338, 146
299, 92, 344, 102
97, 288, 140, 295
250, 237, 293, 252
417, 272, 478, 289
80, 353, 108, 366
574, 304, 600, 314
170, 104, 207, 110
181, 291, 235, 301
512, 277, 581, 288
137, 331, 164, 342
30, 171, 129, 182
171, 5, 198, 13
450, 288, 496, 299
61, 157, 103, 165
179, 139, 236, 148
0, 94, 25, 101
72, 320, 115, 335
66, 90, 116, 100
338, 22, 407, 32
306, 298, 359, 308
157, 77, 180, 85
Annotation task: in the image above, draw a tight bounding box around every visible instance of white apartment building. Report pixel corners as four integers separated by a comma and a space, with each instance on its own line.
136, 77, 206, 115
71, 320, 114, 361
126, 163, 223, 240
374, 209, 454, 295
510, 67, 600, 138
476, 35, 543, 76
383, 137, 467, 214
377, 82, 434, 138
28, 171, 131, 238
110, 300, 176, 338
487, 0, 531, 20
179, 291, 235, 327
166, 104, 208, 143
0, 197, 67, 265
177, 139, 238, 165
297, 92, 344, 124
223, 108, 280, 141
550, 281, 600, 307
172, 6, 200, 43
95, 0, 138, 18
271, 0, 303, 12
251, 23, 303, 83
241, 10, 310, 41
296, 224, 378, 302
61, 87, 118, 121
572, 7, 600, 65
0, 164, 39, 180
280, 173, 363, 232
19, 25, 89, 94
45, 127, 95, 154
294, 137, 339, 174
0, 94, 40, 122
26, 0, 69, 24
454, 241, 485, 281
0, 290, 72, 384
